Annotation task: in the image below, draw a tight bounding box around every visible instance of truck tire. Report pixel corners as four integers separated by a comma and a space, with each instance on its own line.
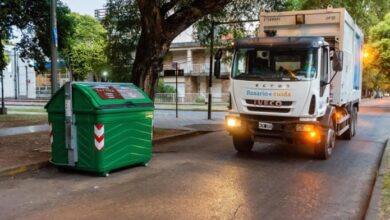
315, 119, 336, 160
233, 135, 254, 153
352, 107, 358, 137
342, 107, 357, 139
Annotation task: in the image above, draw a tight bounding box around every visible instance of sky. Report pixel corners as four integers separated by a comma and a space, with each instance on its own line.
61, 0, 107, 16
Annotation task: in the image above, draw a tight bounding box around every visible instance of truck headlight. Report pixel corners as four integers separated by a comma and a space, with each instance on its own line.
226, 117, 241, 128
296, 124, 314, 132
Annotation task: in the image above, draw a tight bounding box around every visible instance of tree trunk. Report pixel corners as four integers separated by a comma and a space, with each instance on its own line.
131, 0, 232, 99
131, 30, 170, 100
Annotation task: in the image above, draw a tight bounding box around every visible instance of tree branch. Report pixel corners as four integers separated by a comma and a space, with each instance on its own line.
137, 0, 166, 41
160, 0, 180, 16
163, 0, 232, 40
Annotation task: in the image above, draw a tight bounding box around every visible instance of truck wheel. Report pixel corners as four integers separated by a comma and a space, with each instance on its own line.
352, 107, 358, 137
315, 120, 336, 160
233, 135, 254, 153
342, 107, 357, 140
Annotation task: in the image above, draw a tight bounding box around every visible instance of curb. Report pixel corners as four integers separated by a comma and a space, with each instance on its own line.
153, 130, 206, 144
365, 138, 390, 220
0, 130, 207, 177
0, 161, 50, 177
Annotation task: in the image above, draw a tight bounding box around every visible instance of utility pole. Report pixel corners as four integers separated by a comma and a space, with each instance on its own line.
25, 66, 28, 98
174, 62, 179, 118
50, 0, 59, 96
14, 47, 18, 100
207, 21, 215, 120
0, 70, 5, 114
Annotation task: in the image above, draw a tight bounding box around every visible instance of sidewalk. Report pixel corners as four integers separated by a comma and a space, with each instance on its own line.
0, 110, 225, 177
0, 110, 225, 137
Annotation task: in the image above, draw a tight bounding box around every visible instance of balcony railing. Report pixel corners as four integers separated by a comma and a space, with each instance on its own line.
155, 93, 229, 104
163, 63, 230, 76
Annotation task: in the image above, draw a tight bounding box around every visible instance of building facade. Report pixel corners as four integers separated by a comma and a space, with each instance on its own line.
1, 45, 36, 99
161, 42, 231, 100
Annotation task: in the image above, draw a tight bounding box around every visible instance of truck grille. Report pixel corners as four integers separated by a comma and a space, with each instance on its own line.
245, 99, 293, 113
245, 100, 293, 106
240, 114, 299, 122
247, 106, 290, 113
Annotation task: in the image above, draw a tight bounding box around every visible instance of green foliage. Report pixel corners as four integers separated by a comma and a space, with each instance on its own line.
156, 80, 176, 93
64, 13, 108, 81
3, 45, 9, 66
369, 13, 390, 78
193, 0, 289, 47
103, 0, 140, 82
195, 95, 206, 103
286, 0, 390, 35
192, 0, 289, 64
363, 12, 390, 92
0, 0, 75, 72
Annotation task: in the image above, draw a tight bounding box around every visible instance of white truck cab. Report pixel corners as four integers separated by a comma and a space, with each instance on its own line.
215, 7, 363, 159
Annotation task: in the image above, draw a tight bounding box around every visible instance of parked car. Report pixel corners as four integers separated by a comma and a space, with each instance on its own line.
384, 92, 390, 97
374, 91, 384, 99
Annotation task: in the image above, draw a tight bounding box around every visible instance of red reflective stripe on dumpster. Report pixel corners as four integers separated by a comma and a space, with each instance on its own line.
94, 134, 104, 142
94, 124, 104, 151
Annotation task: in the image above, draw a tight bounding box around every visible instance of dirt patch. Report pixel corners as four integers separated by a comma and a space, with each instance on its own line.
0, 115, 48, 129
0, 132, 50, 169
0, 128, 189, 172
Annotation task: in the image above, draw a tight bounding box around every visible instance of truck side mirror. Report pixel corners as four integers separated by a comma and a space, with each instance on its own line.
332, 50, 343, 71
214, 49, 223, 79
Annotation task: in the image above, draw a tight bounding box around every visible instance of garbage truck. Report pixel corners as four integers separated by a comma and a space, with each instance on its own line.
214, 6, 364, 159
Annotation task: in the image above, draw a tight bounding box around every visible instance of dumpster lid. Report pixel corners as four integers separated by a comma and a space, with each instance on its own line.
74, 82, 153, 109
86, 83, 145, 100
45, 82, 154, 112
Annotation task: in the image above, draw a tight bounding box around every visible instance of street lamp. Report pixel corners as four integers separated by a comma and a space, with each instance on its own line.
363, 52, 369, 59
102, 71, 108, 82
50, 0, 59, 96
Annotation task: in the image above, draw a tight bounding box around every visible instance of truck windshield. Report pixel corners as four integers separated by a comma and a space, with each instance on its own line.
232, 48, 318, 81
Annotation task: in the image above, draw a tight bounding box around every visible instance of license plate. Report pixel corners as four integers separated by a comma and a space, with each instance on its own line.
258, 122, 273, 130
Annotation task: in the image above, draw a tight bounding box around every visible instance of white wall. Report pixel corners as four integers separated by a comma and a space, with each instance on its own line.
0, 46, 36, 99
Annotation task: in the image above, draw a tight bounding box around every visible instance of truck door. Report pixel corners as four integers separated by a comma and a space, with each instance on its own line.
319, 47, 330, 115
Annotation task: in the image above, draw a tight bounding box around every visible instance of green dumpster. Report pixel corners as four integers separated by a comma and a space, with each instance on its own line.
45, 82, 154, 176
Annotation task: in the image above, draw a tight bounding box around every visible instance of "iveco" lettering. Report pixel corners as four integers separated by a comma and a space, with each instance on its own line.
253, 100, 282, 106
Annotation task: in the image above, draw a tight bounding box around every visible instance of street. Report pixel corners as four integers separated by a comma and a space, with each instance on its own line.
0, 98, 389, 220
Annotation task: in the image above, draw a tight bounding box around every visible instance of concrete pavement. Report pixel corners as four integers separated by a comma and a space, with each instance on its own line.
0, 99, 389, 219
0, 124, 49, 137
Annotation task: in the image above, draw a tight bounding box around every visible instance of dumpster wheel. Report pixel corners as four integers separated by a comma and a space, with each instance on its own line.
101, 172, 110, 177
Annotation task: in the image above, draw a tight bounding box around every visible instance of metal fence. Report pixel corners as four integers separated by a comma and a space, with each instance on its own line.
155, 93, 229, 104
36, 86, 51, 99
163, 63, 230, 76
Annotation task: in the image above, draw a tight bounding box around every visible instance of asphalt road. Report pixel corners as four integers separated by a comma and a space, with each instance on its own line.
1, 98, 389, 220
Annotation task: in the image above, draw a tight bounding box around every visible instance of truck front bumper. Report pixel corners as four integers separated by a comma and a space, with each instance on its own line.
225, 114, 325, 145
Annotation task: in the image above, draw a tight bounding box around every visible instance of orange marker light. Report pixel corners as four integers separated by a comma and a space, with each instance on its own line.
306, 130, 320, 143
309, 131, 317, 138
335, 112, 342, 121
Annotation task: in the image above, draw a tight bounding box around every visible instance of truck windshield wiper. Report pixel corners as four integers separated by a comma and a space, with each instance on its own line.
235, 74, 265, 81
